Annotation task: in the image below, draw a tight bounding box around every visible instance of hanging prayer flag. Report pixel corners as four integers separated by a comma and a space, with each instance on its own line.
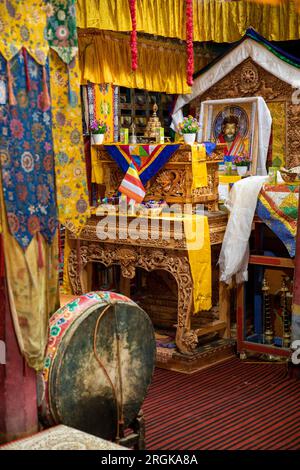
118, 163, 146, 203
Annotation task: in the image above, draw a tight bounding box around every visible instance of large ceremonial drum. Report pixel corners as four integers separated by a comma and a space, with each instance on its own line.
38, 291, 156, 440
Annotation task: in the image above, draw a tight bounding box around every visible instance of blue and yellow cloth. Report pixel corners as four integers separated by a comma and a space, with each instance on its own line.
0, 51, 57, 248
256, 183, 298, 257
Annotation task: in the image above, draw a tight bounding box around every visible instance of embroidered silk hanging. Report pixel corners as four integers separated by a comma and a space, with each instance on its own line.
0, 1, 48, 64
49, 49, 90, 234
45, 0, 78, 64
0, 51, 57, 248
86, 83, 114, 142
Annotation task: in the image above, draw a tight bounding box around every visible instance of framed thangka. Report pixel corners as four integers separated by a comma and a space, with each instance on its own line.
199, 98, 259, 175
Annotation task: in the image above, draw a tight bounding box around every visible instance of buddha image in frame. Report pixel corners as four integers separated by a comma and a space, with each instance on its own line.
213, 106, 250, 156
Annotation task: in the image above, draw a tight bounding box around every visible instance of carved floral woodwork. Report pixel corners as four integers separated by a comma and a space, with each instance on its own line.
68, 243, 196, 354
192, 57, 298, 168
67, 211, 228, 355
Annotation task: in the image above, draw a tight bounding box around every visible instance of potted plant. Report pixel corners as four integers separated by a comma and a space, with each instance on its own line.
178, 115, 199, 145
233, 155, 250, 176
90, 119, 107, 144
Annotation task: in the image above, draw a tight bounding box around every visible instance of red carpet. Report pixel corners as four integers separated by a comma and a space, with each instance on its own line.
143, 358, 300, 450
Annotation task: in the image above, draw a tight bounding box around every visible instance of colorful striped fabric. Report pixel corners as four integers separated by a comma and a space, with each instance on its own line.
143, 358, 300, 450
104, 144, 180, 185
118, 162, 146, 203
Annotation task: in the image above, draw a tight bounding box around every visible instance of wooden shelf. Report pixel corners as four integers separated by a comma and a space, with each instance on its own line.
118, 87, 174, 138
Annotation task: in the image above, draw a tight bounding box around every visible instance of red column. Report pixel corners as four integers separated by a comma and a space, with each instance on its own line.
0, 238, 38, 444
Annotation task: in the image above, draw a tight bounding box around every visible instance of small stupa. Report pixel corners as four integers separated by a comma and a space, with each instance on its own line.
144, 103, 162, 139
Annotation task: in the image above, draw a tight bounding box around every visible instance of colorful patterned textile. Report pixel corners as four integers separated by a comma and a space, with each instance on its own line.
50, 50, 90, 235
103, 144, 180, 186
113, 86, 119, 142
0, 51, 57, 248
0, 1, 48, 64
85, 83, 114, 143
45, 0, 78, 64
118, 162, 146, 203
257, 183, 298, 257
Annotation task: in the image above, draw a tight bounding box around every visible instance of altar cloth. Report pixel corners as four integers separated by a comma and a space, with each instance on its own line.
92, 143, 180, 185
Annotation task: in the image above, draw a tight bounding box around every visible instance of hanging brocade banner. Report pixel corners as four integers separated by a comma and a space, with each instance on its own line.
0, 51, 57, 248
86, 83, 114, 143
45, 0, 78, 64
50, 49, 90, 234
0, 0, 48, 64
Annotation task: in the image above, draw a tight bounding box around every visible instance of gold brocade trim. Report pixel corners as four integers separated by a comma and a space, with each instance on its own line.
268, 102, 286, 168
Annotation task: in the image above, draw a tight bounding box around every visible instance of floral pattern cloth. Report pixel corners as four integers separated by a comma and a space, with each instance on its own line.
0, 0, 48, 64
86, 83, 114, 143
45, 0, 78, 64
0, 51, 57, 248
50, 49, 90, 234
257, 183, 298, 257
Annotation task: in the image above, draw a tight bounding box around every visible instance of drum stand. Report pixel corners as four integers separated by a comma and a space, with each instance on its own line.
118, 410, 145, 450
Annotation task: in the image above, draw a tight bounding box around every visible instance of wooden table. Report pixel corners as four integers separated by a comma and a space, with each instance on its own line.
67, 210, 230, 356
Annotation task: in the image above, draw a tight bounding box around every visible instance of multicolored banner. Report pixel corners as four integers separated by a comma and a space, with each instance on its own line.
104, 144, 180, 185
118, 162, 146, 203
257, 183, 298, 257
0, 51, 57, 248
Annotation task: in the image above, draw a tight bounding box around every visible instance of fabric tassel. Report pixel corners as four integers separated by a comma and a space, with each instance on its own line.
129, 0, 138, 71
6, 62, 17, 106
37, 232, 44, 269
22, 47, 31, 92
186, 0, 194, 86
42, 66, 51, 110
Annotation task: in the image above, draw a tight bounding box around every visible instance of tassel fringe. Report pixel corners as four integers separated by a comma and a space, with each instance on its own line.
129, 0, 138, 71
37, 232, 44, 269
6, 62, 17, 106
42, 65, 51, 110
186, 0, 194, 87
22, 47, 31, 92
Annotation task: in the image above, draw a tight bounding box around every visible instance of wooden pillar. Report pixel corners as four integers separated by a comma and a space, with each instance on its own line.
120, 274, 131, 298
292, 196, 300, 341
0, 240, 38, 444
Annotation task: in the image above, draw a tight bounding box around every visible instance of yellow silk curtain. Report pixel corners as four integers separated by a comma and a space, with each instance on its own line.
79, 31, 209, 93
76, 0, 300, 42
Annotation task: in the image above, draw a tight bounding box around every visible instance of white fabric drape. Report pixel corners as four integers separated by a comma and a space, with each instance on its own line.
219, 176, 268, 285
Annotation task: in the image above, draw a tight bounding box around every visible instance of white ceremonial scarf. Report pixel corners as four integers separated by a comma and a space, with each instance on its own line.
219, 176, 268, 285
